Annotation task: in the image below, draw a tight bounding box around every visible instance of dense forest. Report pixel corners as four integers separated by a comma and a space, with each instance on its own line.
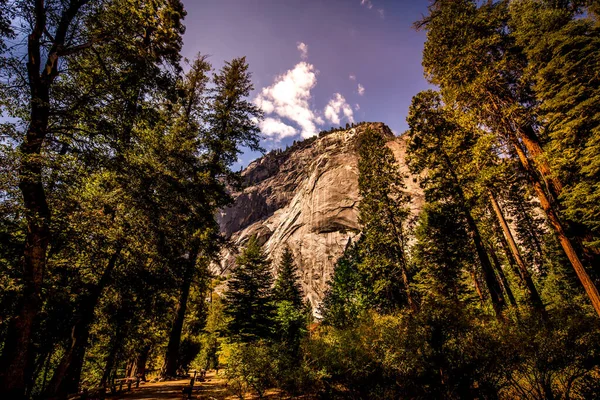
1, 0, 600, 399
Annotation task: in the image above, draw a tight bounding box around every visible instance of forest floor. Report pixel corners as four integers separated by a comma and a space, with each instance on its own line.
106, 370, 283, 399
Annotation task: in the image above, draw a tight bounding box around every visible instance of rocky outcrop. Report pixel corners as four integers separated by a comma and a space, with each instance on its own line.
216, 122, 424, 307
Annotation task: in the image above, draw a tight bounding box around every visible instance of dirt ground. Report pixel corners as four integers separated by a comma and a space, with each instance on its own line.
106, 371, 283, 400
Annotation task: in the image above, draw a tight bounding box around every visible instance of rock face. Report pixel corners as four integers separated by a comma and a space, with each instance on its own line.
216, 122, 424, 308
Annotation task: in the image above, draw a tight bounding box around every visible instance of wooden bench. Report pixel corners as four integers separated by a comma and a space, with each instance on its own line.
109, 376, 140, 394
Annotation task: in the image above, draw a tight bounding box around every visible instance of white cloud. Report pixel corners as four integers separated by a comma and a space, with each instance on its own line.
260, 118, 298, 140
357, 83, 365, 96
360, 0, 384, 18
324, 93, 354, 125
361, 0, 373, 9
355, 103, 361, 111
255, 61, 323, 139
297, 42, 308, 60
349, 74, 356, 81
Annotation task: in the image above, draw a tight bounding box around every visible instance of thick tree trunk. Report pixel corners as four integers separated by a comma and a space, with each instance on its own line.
130, 345, 150, 381
0, 2, 93, 397
489, 191, 546, 316
0, 8, 50, 398
517, 126, 600, 258
517, 126, 563, 199
510, 136, 600, 317
44, 247, 121, 398
161, 247, 199, 378
100, 322, 125, 388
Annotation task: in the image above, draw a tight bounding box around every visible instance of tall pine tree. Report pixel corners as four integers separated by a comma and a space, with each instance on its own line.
357, 127, 416, 311
224, 236, 274, 342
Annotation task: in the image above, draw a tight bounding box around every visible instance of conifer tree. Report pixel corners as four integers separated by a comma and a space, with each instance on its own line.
224, 236, 274, 342
321, 240, 370, 328
418, 0, 600, 317
407, 90, 507, 318
273, 247, 304, 308
357, 128, 416, 311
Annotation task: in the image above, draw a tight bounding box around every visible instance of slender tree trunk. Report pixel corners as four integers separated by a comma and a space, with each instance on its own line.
514, 197, 546, 269
161, 246, 200, 378
440, 151, 506, 317
487, 242, 517, 308
509, 135, 600, 317
0, 8, 50, 398
489, 191, 546, 316
464, 211, 507, 318
471, 268, 485, 306
44, 247, 122, 398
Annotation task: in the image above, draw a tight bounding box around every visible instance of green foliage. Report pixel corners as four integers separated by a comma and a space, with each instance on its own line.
320, 240, 372, 328
224, 341, 275, 399
412, 202, 473, 301
224, 236, 274, 342
357, 128, 414, 310
272, 247, 303, 308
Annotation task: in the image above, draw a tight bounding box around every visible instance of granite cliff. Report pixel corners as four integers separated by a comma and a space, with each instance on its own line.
216, 122, 424, 307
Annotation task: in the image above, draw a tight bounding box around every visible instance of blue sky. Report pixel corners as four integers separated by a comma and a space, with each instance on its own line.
181, 0, 432, 166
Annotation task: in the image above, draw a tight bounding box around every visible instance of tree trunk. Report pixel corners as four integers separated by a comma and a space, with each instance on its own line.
439, 151, 506, 317
100, 314, 126, 387
518, 126, 600, 258
44, 247, 121, 398
489, 191, 546, 316
509, 135, 600, 317
517, 125, 563, 199
487, 242, 517, 308
130, 345, 150, 381
464, 211, 507, 318
471, 268, 485, 306
161, 246, 199, 378
0, 2, 94, 397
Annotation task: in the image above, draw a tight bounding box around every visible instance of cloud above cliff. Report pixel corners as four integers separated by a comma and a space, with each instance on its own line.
297, 42, 308, 60
357, 83, 365, 96
324, 93, 354, 125
360, 0, 384, 18
259, 117, 298, 140
255, 61, 323, 139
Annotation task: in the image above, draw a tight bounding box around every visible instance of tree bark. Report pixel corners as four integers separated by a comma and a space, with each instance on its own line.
471, 268, 485, 306
509, 135, 600, 317
0, 2, 95, 397
44, 247, 121, 398
161, 246, 200, 378
489, 191, 546, 316
100, 320, 125, 388
464, 211, 507, 318
130, 345, 150, 381
487, 242, 517, 308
